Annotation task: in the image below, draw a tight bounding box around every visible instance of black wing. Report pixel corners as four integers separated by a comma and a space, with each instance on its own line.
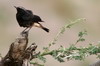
16, 10, 33, 27
22, 11, 33, 21
24, 9, 44, 22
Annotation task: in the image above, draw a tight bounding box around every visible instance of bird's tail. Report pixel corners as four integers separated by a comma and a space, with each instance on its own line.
42, 27, 49, 32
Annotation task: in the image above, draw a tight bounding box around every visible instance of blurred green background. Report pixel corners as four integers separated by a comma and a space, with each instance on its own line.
0, 0, 100, 66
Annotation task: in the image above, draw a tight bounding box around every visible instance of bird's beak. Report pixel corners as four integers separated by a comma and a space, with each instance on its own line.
14, 6, 17, 9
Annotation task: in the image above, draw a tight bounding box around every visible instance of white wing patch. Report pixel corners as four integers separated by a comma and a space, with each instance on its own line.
33, 23, 41, 28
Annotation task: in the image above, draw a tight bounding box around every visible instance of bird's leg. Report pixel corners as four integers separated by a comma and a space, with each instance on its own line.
27, 26, 32, 32
22, 27, 28, 33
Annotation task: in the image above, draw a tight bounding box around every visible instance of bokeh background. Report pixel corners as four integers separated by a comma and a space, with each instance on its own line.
0, 0, 100, 66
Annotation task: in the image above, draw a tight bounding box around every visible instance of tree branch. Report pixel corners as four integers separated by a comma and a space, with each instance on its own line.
0, 31, 37, 66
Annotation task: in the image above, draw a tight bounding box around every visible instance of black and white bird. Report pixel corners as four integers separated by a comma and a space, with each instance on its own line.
14, 6, 49, 32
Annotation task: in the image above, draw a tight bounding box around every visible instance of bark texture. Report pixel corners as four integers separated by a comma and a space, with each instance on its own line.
0, 31, 37, 66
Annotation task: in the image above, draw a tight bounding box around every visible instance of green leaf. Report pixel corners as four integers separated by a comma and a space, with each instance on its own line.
30, 62, 44, 66
56, 56, 65, 62
37, 55, 46, 63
